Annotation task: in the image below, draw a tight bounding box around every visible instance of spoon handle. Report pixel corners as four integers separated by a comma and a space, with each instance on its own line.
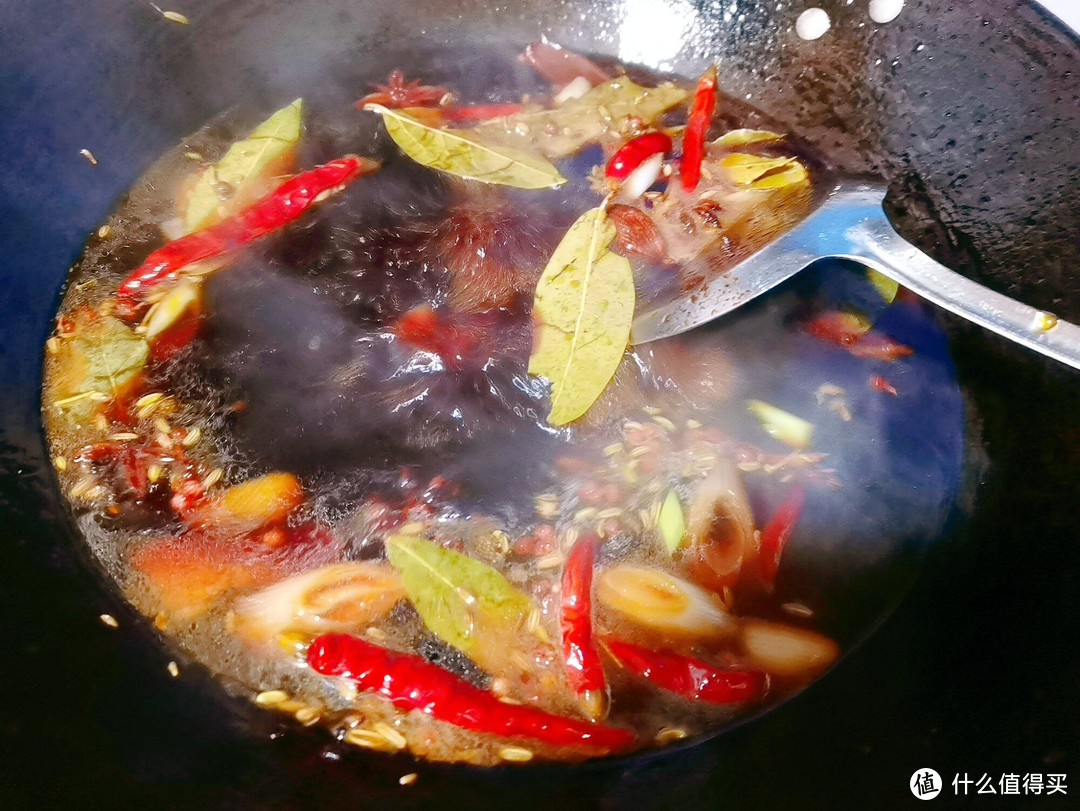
846, 216, 1080, 371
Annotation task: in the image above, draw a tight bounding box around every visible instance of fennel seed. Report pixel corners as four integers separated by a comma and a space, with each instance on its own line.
254, 690, 289, 707
655, 727, 688, 744
344, 728, 391, 749
782, 602, 814, 618
68, 478, 92, 500
201, 468, 223, 489
499, 746, 534, 762
374, 722, 407, 750
573, 507, 597, 522
536, 554, 564, 570
525, 609, 541, 634
135, 391, 164, 410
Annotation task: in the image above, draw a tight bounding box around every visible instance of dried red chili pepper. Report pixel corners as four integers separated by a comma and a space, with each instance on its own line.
560, 535, 607, 720
357, 69, 451, 109
606, 132, 673, 180
846, 333, 913, 361
307, 633, 636, 753
679, 65, 718, 193
116, 156, 379, 319
805, 311, 870, 345
441, 103, 524, 122
603, 637, 766, 704
805, 312, 913, 362
758, 484, 807, 585
869, 375, 898, 396
391, 305, 477, 368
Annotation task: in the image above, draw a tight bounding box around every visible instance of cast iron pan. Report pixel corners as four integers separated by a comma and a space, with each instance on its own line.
1, 0, 1078, 807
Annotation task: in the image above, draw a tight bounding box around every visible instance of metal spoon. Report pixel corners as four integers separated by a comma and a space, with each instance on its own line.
630, 180, 1080, 370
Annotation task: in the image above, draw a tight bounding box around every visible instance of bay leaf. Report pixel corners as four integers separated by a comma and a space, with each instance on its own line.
712, 128, 784, 148
475, 78, 688, 158
867, 268, 899, 303
367, 104, 566, 189
184, 98, 303, 233
719, 152, 809, 190
385, 534, 535, 662
529, 207, 635, 426
52, 315, 148, 416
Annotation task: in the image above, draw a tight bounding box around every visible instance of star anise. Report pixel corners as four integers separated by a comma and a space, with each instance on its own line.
357, 69, 452, 109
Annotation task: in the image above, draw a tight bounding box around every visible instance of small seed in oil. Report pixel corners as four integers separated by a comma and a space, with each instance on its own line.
254, 690, 290, 707
201, 468, 224, 489
499, 746, 534, 762
655, 727, 688, 744
374, 722, 407, 750
536, 553, 565, 570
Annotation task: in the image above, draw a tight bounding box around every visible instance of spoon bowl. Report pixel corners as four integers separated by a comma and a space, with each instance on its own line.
631, 180, 1080, 371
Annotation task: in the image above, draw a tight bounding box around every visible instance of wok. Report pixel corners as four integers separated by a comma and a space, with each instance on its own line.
1, 0, 1078, 807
